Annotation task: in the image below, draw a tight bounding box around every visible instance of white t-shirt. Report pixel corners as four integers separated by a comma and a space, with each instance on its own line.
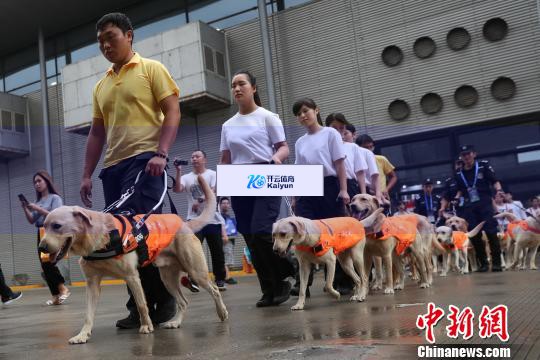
356, 146, 379, 186
343, 142, 367, 180
220, 107, 286, 164
180, 169, 219, 222
295, 127, 345, 177
527, 207, 540, 218
511, 201, 527, 220
495, 203, 511, 228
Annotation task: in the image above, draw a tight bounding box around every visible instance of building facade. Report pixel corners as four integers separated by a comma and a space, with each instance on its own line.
0, 0, 538, 284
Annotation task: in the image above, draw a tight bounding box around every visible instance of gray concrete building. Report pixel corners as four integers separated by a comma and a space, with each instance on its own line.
0, 0, 539, 284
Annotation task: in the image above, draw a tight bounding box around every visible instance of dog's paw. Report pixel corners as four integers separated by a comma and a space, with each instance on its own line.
326, 288, 341, 299
349, 294, 366, 302
394, 283, 404, 291
440, 272, 447, 277
161, 321, 181, 329
419, 282, 430, 288
384, 288, 394, 294
530, 265, 537, 270
291, 303, 305, 311
139, 324, 154, 334
69, 332, 90, 345
218, 309, 229, 321
371, 283, 383, 291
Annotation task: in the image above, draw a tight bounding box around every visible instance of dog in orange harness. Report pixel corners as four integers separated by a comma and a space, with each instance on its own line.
349, 194, 434, 294
494, 212, 540, 270
435, 222, 484, 276
38, 175, 228, 344
272, 209, 382, 310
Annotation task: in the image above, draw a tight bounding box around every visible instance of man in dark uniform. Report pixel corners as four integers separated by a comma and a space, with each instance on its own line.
439, 159, 465, 220
453, 145, 503, 272
414, 178, 441, 225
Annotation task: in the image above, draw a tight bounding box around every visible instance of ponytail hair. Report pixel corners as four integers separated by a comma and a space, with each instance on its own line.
292, 97, 323, 125
233, 70, 262, 106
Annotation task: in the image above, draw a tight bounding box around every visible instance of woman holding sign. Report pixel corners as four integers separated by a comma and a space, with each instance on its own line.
220, 70, 294, 307
20, 170, 70, 305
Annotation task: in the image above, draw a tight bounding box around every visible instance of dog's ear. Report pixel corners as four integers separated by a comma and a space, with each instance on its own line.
373, 196, 381, 209
72, 206, 93, 227
289, 218, 306, 237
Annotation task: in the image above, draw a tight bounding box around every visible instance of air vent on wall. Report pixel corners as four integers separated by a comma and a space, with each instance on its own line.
483, 18, 508, 42
382, 45, 403, 66
388, 99, 410, 120
414, 37, 436, 59
420, 93, 443, 114
454, 85, 478, 108
447, 27, 471, 51
491, 77, 516, 100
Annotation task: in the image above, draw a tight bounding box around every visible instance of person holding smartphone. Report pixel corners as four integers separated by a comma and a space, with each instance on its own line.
21, 170, 70, 305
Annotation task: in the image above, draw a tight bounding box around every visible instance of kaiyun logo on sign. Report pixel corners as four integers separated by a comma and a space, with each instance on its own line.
247, 175, 295, 190
247, 175, 267, 189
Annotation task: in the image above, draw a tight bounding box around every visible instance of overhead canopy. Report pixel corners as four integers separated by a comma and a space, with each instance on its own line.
0, 0, 210, 75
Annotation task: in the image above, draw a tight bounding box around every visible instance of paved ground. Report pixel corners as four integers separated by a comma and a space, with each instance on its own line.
1, 268, 538, 359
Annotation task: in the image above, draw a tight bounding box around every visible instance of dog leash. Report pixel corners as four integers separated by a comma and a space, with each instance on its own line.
102, 171, 168, 232
283, 196, 295, 217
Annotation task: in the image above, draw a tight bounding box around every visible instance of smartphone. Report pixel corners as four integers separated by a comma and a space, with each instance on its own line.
174, 159, 189, 166
18, 193, 28, 204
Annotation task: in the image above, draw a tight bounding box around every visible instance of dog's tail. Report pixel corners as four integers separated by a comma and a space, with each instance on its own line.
360, 208, 384, 230
186, 175, 217, 233
466, 221, 485, 238
431, 233, 446, 253
493, 212, 518, 222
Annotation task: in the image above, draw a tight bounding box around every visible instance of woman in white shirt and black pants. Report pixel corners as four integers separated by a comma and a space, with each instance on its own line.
220, 70, 294, 308
292, 98, 351, 294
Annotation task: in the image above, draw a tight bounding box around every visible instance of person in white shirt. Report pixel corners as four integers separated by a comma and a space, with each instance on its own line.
394, 201, 411, 216
292, 99, 350, 295
527, 196, 540, 218
174, 150, 227, 290
219, 70, 294, 308
505, 191, 527, 220
353, 136, 383, 204
494, 191, 512, 232
325, 114, 367, 198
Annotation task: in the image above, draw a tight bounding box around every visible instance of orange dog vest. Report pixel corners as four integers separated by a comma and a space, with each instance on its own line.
295, 218, 365, 257
84, 214, 183, 267
375, 215, 417, 256
505, 220, 540, 240
445, 231, 467, 250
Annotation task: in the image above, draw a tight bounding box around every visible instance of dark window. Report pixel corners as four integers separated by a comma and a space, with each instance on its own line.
215, 51, 226, 76
380, 137, 452, 167
189, 0, 257, 28
135, 13, 187, 41
1, 110, 12, 130
14, 113, 25, 133
204, 45, 215, 72
458, 122, 540, 154
5, 63, 39, 92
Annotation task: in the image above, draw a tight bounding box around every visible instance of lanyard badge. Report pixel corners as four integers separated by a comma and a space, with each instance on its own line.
425, 193, 435, 223
460, 162, 480, 203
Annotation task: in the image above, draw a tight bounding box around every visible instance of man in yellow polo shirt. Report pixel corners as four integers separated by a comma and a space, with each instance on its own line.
80, 13, 180, 329
357, 134, 398, 203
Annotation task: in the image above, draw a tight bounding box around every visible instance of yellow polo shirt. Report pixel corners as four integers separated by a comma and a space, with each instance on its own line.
375, 155, 395, 190
92, 53, 180, 168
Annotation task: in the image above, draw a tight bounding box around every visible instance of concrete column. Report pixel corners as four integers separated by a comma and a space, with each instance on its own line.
38, 27, 53, 176
257, 0, 277, 113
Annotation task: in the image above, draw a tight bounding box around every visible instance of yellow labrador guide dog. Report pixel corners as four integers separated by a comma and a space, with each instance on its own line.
272, 209, 382, 310
38, 175, 228, 344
